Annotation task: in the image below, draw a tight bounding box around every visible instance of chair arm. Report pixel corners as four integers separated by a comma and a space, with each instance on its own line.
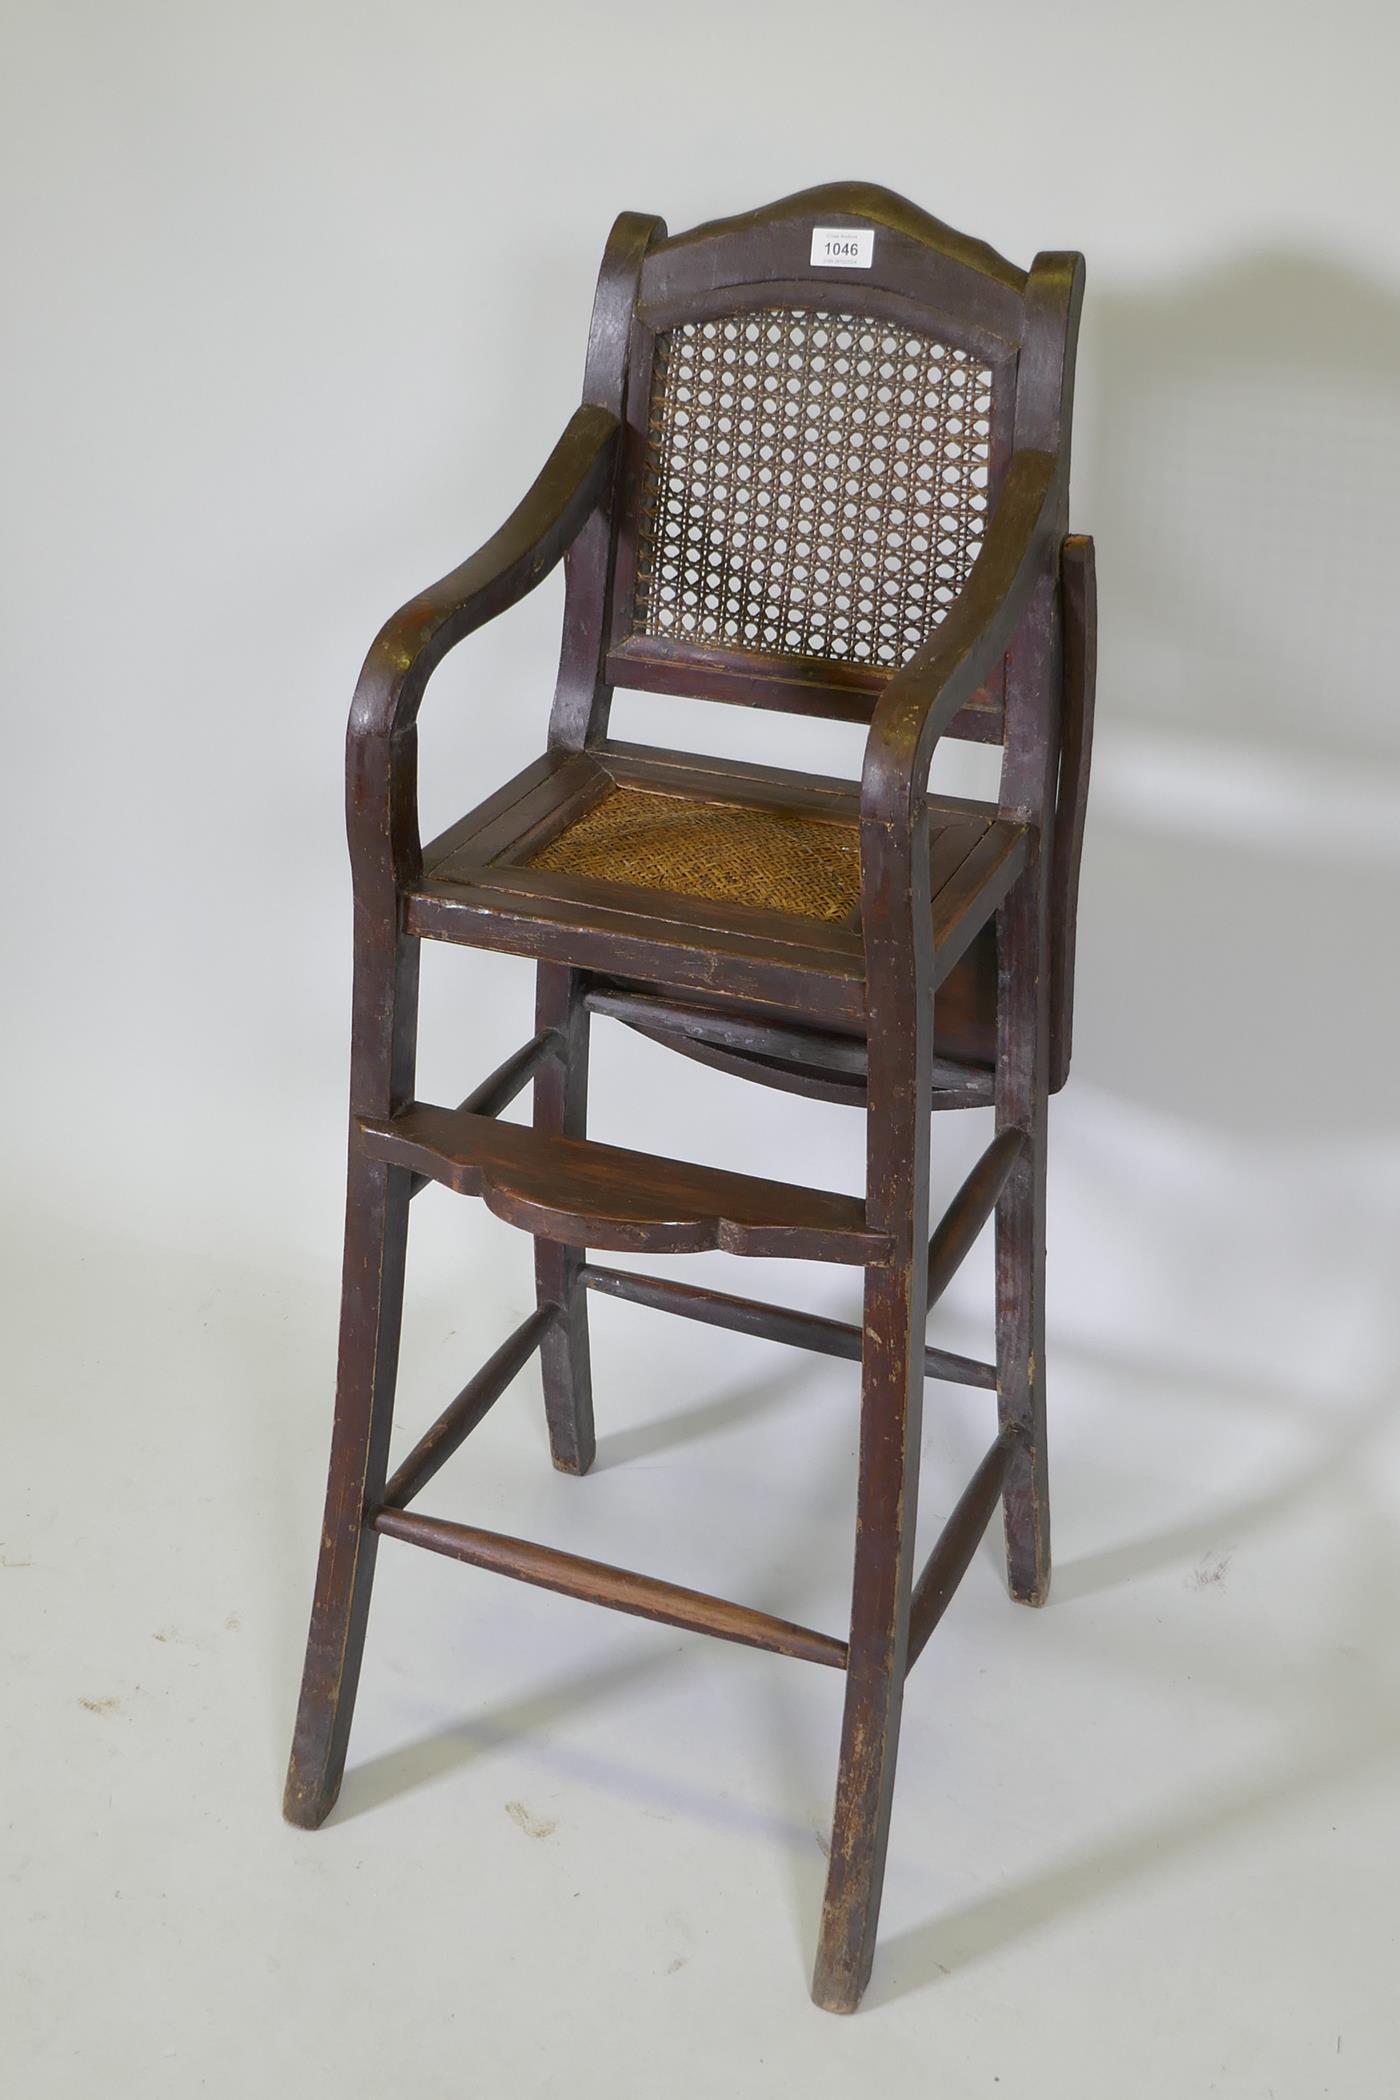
859, 448, 1061, 834
348, 403, 620, 746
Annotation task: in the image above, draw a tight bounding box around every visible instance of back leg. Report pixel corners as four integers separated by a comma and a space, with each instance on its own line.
533, 964, 595, 1475
994, 869, 1051, 1604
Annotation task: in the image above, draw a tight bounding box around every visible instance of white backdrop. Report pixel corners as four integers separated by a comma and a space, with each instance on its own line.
6, 3, 1400, 2094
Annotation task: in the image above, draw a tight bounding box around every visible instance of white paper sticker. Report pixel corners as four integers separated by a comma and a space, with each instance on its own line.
810, 226, 874, 269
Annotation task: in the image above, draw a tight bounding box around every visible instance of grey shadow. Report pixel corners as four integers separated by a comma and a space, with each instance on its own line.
336, 1634, 828, 1850
857, 247, 1400, 2001
334, 1646, 677, 1822
1071, 248, 1400, 1136
868, 1399, 1400, 2009
340, 1352, 859, 1838
1050, 1341, 1396, 1605
594, 1354, 823, 1469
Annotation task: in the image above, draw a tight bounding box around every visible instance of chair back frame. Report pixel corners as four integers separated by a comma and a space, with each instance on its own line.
550, 184, 1080, 765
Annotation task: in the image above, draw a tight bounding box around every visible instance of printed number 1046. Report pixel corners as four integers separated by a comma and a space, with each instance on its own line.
810, 227, 874, 268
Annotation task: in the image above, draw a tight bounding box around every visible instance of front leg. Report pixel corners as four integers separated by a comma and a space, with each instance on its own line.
813, 805, 933, 2013
811, 1245, 928, 2012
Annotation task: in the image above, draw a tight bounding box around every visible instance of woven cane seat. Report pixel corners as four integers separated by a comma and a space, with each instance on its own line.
526, 785, 862, 923
408, 746, 1026, 1042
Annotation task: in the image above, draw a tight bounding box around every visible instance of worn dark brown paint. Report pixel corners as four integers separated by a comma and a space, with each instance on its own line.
926, 1127, 1026, 1311
373, 1508, 849, 1671
284, 183, 1094, 2014
381, 1307, 557, 1512
579, 1262, 999, 1391
359, 1101, 891, 1262
531, 965, 595, 1473
906, 1426, 1024, 1671
1051, 533, 1097, 1093
406, 1027, 560, 1196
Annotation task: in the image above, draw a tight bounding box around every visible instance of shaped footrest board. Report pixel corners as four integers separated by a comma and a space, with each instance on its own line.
358, 1104, 891, 1264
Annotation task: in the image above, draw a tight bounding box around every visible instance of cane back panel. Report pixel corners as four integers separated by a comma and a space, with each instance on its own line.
630, 307, 995, 673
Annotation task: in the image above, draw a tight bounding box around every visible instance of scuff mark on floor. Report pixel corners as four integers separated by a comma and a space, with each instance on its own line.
1190, 1551, 1232, 1589
505, 1800, 558, 1839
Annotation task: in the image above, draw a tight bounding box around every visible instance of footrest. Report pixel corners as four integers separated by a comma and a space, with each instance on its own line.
358, 1103, 889, 1264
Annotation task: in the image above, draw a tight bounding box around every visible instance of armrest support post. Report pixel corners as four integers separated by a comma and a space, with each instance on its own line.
858, 447, 1061, 845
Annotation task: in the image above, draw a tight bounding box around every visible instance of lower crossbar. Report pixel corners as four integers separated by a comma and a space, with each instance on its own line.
382, 1307, 556, 1510
926, 1127, 1027, 1311
905, 1426, 1024, 1672
409, 1030, 561, 1197
372, 1506, 849, 1670
581, 1263, 997, 1390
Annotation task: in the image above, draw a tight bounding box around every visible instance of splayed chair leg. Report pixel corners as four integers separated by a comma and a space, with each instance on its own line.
810, 1255, 926, 2012
284, 1143, 412, 1826
285, 922, 417, 1828
812, 872, 931, 2012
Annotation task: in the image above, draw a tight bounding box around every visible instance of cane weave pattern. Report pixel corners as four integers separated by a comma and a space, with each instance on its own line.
524, 786, 862, 922
632, 307, 993, 669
